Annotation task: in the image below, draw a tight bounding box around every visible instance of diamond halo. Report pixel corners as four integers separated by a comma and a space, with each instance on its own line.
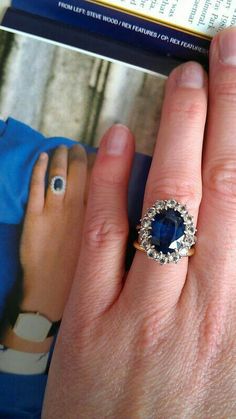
50, 175, 67, 195
138, 199, 196, 265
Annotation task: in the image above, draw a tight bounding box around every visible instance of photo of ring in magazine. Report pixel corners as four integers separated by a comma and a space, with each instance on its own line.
0, 26, 165, 418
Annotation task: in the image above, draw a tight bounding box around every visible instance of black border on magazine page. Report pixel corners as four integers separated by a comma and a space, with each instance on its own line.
2, 7, 183, 75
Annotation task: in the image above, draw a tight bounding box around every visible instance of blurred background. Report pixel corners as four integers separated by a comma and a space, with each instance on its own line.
0, 29, 166, 155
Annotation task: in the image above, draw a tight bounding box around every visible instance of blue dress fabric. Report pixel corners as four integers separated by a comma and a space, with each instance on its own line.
0, 117, 151, 418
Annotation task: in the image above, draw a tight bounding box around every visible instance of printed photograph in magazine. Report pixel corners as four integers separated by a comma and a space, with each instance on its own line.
0, 25, 165, 417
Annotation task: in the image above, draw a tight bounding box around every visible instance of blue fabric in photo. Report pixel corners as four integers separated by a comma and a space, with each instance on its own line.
0, 117, 94, 319
0, 372, 47, 419
0, 117, 151, 316
0, 117, 151, 418
0, 117, 94, 225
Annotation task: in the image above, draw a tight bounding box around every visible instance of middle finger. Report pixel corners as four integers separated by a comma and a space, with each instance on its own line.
191, 28, 236, 297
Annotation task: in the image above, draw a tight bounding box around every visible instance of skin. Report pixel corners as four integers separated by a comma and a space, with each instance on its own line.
41, 27, 236, 418
1, 144, 89, 353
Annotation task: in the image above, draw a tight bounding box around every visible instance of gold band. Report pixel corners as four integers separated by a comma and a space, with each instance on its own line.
133, 241, 195, 257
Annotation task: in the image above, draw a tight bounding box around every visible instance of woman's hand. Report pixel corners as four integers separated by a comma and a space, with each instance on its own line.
43, 28, 236, 418
20, 144, 87, 322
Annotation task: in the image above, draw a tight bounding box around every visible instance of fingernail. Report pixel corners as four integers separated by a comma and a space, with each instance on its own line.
106, 124, 130, 156
70, 143, 87, 161
39, 152, 48, 161
219, 28, 236, 66
177, 62, 204, 89
72, 143, 85, 153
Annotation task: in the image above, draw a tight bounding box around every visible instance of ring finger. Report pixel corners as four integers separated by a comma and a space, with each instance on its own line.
125, 61, 208, 313
46, 146, 68, 209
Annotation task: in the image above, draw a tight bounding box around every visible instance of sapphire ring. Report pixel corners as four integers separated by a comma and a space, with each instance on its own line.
50, 175, 67, 195
134, 199, 196, 265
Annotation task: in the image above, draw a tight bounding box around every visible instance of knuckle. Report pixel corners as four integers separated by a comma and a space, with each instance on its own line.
135, 310, 172, 357
167, 97, 204, 124
212, 80, 236, 105
91, 170, 125, 190
65, 196, 80, 211
69, 154, 87, 166
57, 320, 96, 369
136, 313, 161, 353
69, 147, 87, 164
51, 167, 66, 177
197, 300, 231, 361
144, 178, 201, 210
30, 176, 41, 187
48, 201, 64, 214
204, 160, 236, 201
84, 215, 128, 249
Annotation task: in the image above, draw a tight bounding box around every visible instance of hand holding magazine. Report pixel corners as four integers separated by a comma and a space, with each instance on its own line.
0, 2, 236, 419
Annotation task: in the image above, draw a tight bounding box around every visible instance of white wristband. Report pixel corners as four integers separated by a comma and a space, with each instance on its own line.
0, 345, 49, 375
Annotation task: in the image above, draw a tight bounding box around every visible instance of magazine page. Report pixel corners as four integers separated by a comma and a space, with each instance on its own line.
10, 0, 210, 64
2, 0, 236, 67
0, 1, 182, 75
0, 1, 8, 21
0, 25, 165, 417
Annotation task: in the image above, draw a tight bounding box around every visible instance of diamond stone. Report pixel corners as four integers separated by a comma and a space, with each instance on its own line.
166, 199, 177, 208
147, 249, 157, 259
141, 239, 151, 249
184, 236, 195, 246
147, 207, 156, 217
179, 247, 188, 257
176, 204, 187, 214
187, 225, 195, 235
173, 253, 180, 263
184, 215, 193, 225
155, 201, 165, 211
139, 231, 150, 240
142, 218, 151, 228
159, 254, 167, 265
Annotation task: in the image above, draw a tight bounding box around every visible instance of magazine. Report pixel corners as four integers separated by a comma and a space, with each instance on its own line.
0, 23, 165, 418
1, 0, 236, 74
0, 1, 181, 74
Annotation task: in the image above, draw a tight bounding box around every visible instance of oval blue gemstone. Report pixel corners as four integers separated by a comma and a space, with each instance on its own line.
151, 209, 185, 254
54, 178, 63, 191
